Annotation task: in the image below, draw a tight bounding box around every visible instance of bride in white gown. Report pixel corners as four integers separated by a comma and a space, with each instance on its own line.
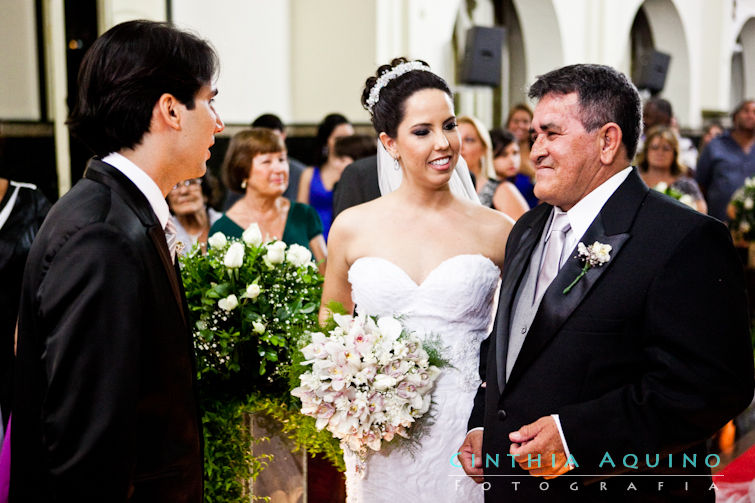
320, 58, 513, 502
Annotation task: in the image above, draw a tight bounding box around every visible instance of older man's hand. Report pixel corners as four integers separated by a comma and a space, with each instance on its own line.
509, 416, 572, 479
459, 429, 484, 483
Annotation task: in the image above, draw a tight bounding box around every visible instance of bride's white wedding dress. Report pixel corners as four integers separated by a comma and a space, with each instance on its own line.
344, 254, 500, 502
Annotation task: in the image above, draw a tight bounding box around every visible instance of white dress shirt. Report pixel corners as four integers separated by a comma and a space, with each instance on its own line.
101, 152, 171, 230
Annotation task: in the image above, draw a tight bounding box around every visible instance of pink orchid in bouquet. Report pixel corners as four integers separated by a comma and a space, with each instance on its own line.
291, 312, 445, 472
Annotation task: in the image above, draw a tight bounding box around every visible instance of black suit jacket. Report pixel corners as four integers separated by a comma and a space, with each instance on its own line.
11, 160, 203, 502
469, 169, 754, 502
332, 155, 379, 218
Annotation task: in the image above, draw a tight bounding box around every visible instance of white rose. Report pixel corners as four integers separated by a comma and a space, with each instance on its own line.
286, 243, 313, 267
207, 232, 227, 249
253, 321, 266, 334
654, 182, 668, 192
373, 374, 398, 391
741, 221, 751, 233
264, 241, 287, 266
242, 223, 263, 246
244, 283, 261, 300
223, 242, 245, 268
218, 294, 238, 311
745, 198, 754, 210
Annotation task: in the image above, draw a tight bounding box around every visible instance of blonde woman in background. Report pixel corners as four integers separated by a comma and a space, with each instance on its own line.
636, 125, 707, 213
458, 115, 493, 193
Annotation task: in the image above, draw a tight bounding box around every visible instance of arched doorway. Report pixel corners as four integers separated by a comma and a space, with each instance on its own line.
630, 0, 692, 124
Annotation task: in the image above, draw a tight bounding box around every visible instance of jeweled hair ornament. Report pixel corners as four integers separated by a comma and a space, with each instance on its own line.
365, 61, 432, 114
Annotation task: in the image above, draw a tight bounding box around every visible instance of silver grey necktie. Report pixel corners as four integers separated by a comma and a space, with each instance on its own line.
534, 212, 571, 301
164, 218, 178, 264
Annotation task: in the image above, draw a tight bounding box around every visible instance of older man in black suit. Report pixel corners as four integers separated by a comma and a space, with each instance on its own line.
11, 21, 224, 502
460, 64, 754, 502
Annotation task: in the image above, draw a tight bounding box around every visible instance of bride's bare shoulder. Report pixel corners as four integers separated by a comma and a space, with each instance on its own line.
329, 197, 390, 238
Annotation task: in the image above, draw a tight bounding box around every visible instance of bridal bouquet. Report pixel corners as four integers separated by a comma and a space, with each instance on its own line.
652, 181, 696, 209
291, 312, 447, 470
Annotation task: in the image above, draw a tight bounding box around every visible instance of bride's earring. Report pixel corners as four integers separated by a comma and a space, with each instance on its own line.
393, 156, 400, 171
241, 179, 248, 189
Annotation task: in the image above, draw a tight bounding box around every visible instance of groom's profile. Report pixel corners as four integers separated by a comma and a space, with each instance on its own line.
461, 63, 754, 502
11, 20, 223, 502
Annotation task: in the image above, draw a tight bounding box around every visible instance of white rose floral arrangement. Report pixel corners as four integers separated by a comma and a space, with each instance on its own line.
729, 176, 755, 241
180, 223, 323, 388
652, 182, 696, 209
291, 310, 448, 475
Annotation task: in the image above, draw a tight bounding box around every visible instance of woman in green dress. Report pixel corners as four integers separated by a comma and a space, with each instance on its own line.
211, 128, 327, 273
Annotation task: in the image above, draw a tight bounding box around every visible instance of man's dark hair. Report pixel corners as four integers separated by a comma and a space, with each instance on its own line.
528, 64, 642, 160
644, 97, 673, 123
251, 113, 285, 132
333, 134, 377, 161
67, 20, 218, 157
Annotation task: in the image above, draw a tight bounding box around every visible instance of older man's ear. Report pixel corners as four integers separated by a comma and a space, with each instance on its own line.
598, 122, 624, 165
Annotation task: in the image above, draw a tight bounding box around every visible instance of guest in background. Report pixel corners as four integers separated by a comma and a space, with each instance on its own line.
477, 128, 529, 220
332, 134, 376, 167
251, 113, 306, 200
458, 115, 492, 192
212, 128, 326, 272
505, 104, 538, 208
637, 126, 707, 213
696, 99, 755, 221
700, 121, 724, 153
640, 97, 698, 173
0, 176, 50, 442
298, 113, 354, 240
167, 172, 223, 255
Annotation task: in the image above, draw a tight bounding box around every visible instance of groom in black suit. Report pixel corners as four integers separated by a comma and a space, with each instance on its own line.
460, 64, 754, 502
11, 21, 224, 502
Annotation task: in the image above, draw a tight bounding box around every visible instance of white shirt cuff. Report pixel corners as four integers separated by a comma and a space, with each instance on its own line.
551, 414, 575, 469
467, 426, 484, 436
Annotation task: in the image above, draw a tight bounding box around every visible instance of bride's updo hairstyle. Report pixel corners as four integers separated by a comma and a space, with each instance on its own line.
361, 57, 452, 138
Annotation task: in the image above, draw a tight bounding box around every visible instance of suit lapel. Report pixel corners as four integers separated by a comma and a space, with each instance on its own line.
494, 204, 551, 392
84, 159, 187, 326
505, 169, 649, 388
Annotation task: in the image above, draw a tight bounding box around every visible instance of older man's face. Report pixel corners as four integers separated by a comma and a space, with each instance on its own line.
530, 92, 603, 211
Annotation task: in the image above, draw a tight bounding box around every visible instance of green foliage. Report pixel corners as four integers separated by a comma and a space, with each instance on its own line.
180, 236, 329, 502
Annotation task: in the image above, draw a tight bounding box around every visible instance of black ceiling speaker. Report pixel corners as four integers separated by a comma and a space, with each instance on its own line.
461, 26, 506, 87
633, 50, 671, 94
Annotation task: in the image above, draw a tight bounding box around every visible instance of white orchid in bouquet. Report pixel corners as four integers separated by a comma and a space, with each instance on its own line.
729, 176, 755, 241
179, 225, 323, 390
291, 310, 448, 474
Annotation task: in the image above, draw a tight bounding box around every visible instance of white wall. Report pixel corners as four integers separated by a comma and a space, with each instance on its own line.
290, 0, 377, 124
98, 0, 166, 31
172, 0, 291, 125
0, 0, 41, 120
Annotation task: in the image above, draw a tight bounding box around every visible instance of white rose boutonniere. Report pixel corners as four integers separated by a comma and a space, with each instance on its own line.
563, 241, 612, 294
207, 232, 227, 249
242, 223, 263, 246
223, 242, 245, 269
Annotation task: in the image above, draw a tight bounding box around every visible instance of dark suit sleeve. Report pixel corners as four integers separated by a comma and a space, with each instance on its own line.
332, 162, 365, 219
38, 223, 144, 500
558, 219, 754, 469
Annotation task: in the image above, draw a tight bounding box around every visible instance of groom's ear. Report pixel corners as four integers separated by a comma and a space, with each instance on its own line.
379, 132, 399, 159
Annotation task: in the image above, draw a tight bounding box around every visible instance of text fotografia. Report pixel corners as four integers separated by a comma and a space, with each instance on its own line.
453, 478, 717, 493
450, 451, 722, 471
